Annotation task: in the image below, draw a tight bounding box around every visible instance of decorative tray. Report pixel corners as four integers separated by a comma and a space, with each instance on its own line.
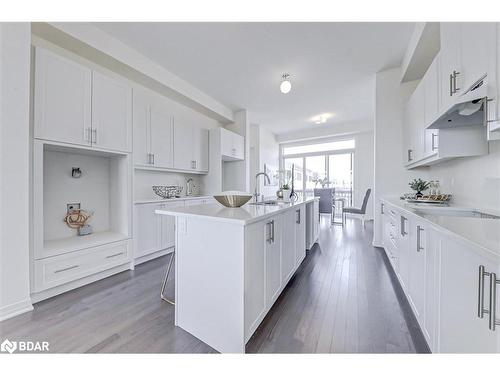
403, 194, 452, 204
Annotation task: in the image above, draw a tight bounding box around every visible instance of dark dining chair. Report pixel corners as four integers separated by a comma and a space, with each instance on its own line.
342, 188, 371, 227
313, 188, 335, 224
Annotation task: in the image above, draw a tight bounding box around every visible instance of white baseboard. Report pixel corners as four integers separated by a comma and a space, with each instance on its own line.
0, 298, 33, 322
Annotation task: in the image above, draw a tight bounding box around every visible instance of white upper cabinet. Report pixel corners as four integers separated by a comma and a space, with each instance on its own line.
173, 115, 209, 173
220, 128, 245, 161
132, 91, 151, 166
34, 47, 92, 146
439, 23, 462, 113
91, 71, 132, 153
34, 47, 132, 152
423, 55, 440, 156
149, 102, 174, 169
461, 23, 497, 94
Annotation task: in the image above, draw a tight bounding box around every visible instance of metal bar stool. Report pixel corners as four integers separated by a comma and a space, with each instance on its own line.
160, 251, 175, 305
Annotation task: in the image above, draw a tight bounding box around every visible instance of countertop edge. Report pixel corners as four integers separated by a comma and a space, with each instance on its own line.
381, 197, 499, 258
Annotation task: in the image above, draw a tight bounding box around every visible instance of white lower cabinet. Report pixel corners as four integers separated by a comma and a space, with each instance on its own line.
438, 236, 500, 353
381, 199, 500, 353
134, 201, 183, 261
294, 206, 306, 266
265, 215, 282, 307
282, 210, 297, 283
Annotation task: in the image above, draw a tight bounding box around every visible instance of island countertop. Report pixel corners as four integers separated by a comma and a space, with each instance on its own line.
155, 197, 319, 225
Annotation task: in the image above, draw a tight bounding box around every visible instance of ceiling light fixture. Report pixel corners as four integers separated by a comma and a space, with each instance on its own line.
280, 74, 291, 94
312, 113, 333, 125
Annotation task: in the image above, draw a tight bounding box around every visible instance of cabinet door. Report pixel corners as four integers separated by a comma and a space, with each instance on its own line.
423, 226, 439, 351
282, 209, 296, 284
461, 22, 496, 93
411, 84, 425, 162
295, 206, 306, 267
233, 133, 245, 160
134, 204, 161, 258
91, 71, 132, 152
439, 23, 462, 113
244, 220, 266, 339
403, 104, 413, 164
398, 214, 410, 293
160, 201, 183, 250
34, 47, 92, 146
133, 92, 151, 166
266, 216, 282, 307
150, 104, 174, 169
173, 118, 193, 170
424, 55, 440, 156
313, 199, 320, 242
408, 218, 426, 324
193, 127, 209, 172
439, 236, 499, 353
220, 128, 234, 158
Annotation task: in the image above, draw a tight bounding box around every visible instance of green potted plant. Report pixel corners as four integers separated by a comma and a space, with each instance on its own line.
409, 178, 430, 198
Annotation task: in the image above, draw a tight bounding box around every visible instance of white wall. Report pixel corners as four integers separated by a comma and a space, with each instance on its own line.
427, 141, 500, 209
373, 68, 430, 246
0, 23, 33, 320
353, 131, 375, 219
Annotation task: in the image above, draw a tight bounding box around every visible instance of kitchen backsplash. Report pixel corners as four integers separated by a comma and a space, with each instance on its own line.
134, 169, 204, 200
427, 141, 500, 209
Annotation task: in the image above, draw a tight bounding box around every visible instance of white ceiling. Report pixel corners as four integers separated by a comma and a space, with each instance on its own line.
94, 22, 414, 135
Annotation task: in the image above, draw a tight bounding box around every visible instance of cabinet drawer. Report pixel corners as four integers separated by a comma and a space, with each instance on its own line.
34, 241, 129, 292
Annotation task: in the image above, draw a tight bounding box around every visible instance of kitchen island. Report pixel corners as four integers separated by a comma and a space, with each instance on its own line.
156, 197, 320, 353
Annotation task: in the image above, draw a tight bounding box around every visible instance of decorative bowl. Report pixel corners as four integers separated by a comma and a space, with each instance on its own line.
152, 185, 183, 199
213, 191, 253, 208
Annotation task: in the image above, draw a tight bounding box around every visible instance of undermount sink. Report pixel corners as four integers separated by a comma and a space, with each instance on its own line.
411, 206, 500, 219
249, 200, 280, 206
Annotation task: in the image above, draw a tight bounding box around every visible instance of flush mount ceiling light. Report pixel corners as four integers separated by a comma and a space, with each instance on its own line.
280, 74, 291, 94
312, 113, 333, 124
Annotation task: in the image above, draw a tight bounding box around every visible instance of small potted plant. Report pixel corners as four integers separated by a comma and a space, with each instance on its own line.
409, 178, 430, 198
282, 183, 291, 202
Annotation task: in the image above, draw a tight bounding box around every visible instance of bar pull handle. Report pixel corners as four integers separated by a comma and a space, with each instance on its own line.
453, 70, 460, 93
54, 265, 79, 274
271, 220, 275, 243
381, 203, 384, 215
449, 73, 454, 96
92, 128, 97, 144
296, 209, 301, 224
416, 225, 424, 252
400, 216, 408, 236
478, 265, 488, 319
106, 252, 124, 259
489, 272, 500, 331
431, 133, 438, 151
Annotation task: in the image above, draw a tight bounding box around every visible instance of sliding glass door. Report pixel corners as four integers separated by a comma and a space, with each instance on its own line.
328, 153, 353, 205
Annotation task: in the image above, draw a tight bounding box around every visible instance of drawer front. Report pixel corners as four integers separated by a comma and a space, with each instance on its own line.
34, 241, 129, 292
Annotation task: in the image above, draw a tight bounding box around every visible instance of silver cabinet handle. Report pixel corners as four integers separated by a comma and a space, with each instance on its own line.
407, 149, 413, 162
489, 272, 500, 331
266, 221, 272, 243
416, 225, 424, 252
271, 220, 275, 243
449, 73, 454, 96
380, 203, 384, 214
478, 265, 488, 319
151, 154, 155, 165
191, 160, 197, 169
296, 209, 301, 224
54, 265, 79, 274
92, 128, 97, 144
431, 133, 438, 151
400, 216, 408, 236
106, 252, 124, 259
453, 70, 460, 93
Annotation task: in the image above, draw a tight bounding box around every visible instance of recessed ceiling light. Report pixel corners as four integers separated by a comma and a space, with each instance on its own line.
280, 74, 291, 94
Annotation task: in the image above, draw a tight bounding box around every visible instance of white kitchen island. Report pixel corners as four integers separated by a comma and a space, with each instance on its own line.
155, 197, 320, 353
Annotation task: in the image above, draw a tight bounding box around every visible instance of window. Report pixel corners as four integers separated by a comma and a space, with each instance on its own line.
282, 139, 354, 204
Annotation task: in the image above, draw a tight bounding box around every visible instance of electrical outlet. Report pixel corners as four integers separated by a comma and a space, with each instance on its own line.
67, 203, 81, 213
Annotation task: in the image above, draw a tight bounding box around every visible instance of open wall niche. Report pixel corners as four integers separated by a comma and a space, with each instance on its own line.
33, 141, 132, 259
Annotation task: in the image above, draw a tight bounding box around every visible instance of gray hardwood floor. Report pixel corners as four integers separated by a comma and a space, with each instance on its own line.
0, 217, 429, 353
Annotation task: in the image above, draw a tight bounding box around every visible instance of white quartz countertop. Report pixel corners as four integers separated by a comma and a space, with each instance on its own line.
155, 197, 319, 225
135, 195, 212, 204
382, 197, 500, 256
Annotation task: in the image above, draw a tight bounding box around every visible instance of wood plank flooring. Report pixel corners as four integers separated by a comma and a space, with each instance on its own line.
0, 217, 429, 353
